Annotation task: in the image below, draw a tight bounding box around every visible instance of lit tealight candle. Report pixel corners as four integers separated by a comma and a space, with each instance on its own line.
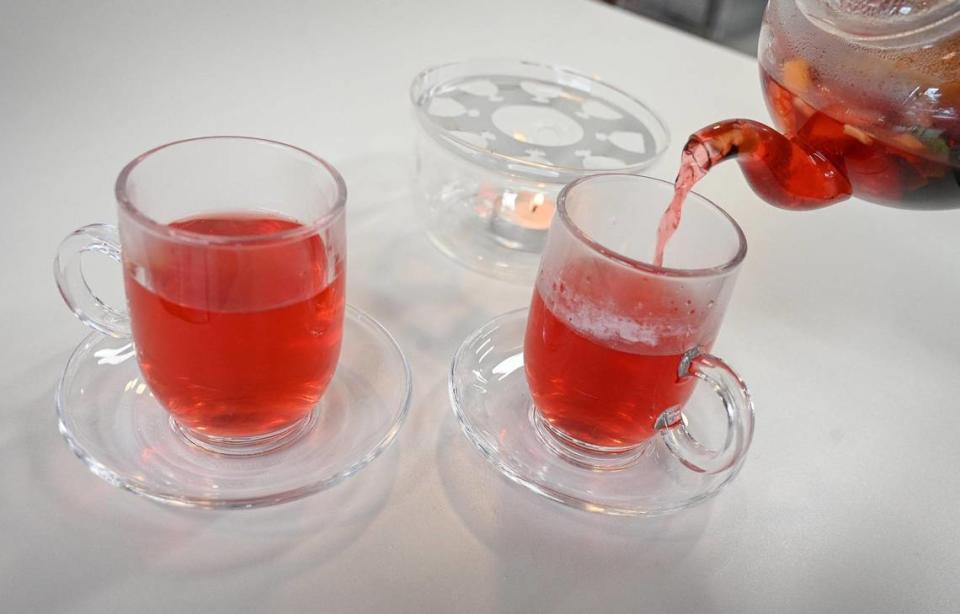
489, 189, 556, 252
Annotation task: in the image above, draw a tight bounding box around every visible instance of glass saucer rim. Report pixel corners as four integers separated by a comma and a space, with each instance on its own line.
448, 307, 748, 517
55, 303, 413, 510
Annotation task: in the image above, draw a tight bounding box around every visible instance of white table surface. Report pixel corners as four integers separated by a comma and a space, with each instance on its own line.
3, 1, 959, 612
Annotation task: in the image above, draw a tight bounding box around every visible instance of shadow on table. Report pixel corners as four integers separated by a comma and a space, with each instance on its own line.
45, 411, 398, 575
349, 227, 490, 357
340, 151, 513, 484
336, 151, 413, 225
433, 387, 720, 613
1, 350, 398, 612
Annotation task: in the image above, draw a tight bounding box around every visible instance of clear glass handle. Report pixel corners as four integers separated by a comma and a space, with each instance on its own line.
54, 223, 131, 338
656, 348, 755, 474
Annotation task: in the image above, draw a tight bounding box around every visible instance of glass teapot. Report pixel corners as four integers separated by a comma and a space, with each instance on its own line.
685, 0, 960, 210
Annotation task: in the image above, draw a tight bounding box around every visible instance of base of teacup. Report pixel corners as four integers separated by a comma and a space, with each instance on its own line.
56, 305, 412, 509
171, 410, 319, 457
530, 406, 649, 471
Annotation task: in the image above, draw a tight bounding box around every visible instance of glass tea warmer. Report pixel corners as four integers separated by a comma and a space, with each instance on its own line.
685, 0, 960, 210
411, 59, 669, 282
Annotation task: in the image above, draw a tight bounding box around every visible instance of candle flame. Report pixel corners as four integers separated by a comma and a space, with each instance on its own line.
531, 192, 544, 213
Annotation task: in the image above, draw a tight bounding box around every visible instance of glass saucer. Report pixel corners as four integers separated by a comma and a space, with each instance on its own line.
56, 306, 411, 509
449, 309, 748, 516
411, 58, 668, 283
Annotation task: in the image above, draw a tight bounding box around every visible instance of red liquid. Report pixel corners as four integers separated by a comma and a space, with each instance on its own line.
653, 112, 853, 264
524, 283, 705, 449
124, 214, 345, 438
656, 58, 960, 260
760, 68, 959, 209
666, 71, 958, 216
653, 149, 705, 267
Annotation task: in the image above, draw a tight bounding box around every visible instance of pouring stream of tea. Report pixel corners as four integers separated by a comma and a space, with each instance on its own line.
654, 118, 860, 266
653, 142, 711, 267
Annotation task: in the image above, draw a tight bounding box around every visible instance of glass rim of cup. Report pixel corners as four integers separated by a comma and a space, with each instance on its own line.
556, 173, 748, 279
114, 135, 347, 246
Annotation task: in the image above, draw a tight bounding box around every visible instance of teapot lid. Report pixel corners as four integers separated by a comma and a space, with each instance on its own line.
797, 0, 960, 45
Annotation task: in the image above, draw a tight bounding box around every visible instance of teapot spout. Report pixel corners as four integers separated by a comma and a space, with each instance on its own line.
683, 119, 852, 211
